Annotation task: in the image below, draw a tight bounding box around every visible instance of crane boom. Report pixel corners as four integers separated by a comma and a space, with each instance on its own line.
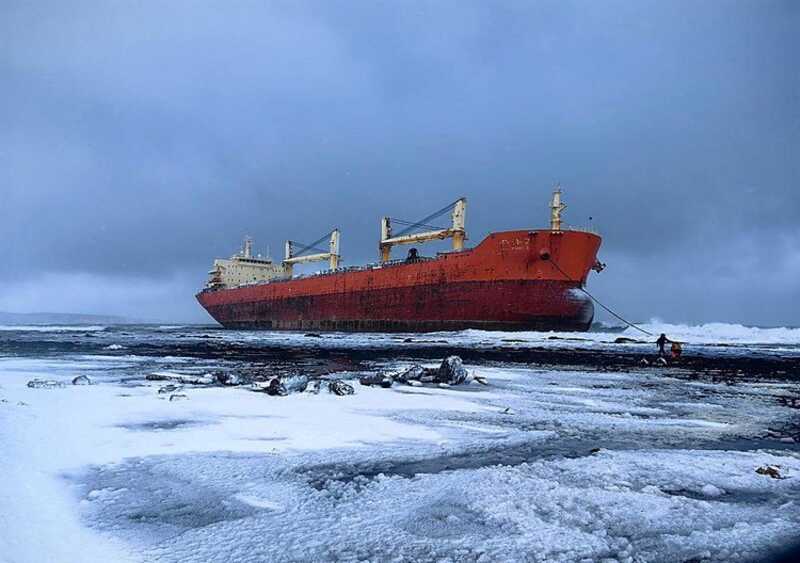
379, 198, 466, 262
283, 229, 340, 275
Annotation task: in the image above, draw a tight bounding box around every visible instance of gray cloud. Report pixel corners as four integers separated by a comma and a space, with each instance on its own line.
1, 0, 798, 324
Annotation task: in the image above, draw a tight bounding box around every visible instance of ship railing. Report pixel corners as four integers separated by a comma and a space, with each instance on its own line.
286, 255, 436, 279
562, 225, 600, 235
215, 255, 438, 290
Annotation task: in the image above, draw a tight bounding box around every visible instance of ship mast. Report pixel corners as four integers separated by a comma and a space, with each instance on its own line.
550, 186, 567, 231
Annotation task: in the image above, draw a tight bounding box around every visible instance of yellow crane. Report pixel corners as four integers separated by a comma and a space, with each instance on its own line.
283, 229, 341, 276
379, 198, 467, 262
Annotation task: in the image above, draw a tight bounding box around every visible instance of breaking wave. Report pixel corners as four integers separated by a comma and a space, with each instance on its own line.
464, 320, 800, 348
618, 321, 800, 345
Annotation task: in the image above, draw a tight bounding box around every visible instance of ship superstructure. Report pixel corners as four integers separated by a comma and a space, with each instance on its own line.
205, 237, 289, 290
198, 190, 603, 332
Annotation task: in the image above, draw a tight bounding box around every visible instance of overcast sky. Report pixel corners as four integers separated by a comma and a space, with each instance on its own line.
1, 0, 798, 325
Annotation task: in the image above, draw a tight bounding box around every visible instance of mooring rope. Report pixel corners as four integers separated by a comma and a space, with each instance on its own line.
548, 258, 655, 337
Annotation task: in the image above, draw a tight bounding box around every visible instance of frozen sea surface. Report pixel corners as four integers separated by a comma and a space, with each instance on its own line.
1, 324, 799, 562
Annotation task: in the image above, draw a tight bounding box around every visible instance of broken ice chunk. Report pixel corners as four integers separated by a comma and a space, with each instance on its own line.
146, 372, 214, 385
26, 379, 66, 389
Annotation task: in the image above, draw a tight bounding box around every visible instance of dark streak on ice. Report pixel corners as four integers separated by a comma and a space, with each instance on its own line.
299, 436, 800, 492
117, 419, 209, 431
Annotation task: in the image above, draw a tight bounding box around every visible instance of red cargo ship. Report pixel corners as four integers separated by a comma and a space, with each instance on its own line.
197, 191, 603, 332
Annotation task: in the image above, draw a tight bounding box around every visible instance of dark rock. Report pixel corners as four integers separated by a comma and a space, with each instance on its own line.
266, 378, 288, 396
437, 356, 469, 385
329, 380, 354, 396
614, 337, 641, 344
71, 375, 92, 385
359, 373, 393, 388
394, 365, 426, 383
389, 359, 481, 388
304, 333, 322, 338
215, 372, 241, 386
304, 380, 322, 394
169, 393, 188, 402
146, 373, 170, 381
158, 384, 183, 395
755, 465, 785, 479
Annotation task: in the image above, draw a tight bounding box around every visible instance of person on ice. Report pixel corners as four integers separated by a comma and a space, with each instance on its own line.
656, 333, 670, 357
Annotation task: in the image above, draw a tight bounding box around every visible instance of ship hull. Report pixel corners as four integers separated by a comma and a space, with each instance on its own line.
197, 229, 602, 332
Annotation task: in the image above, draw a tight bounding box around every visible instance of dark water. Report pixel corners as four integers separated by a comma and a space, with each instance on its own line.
1, 323, 798, 387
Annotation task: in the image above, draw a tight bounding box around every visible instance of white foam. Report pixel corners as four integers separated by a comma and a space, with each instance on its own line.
621, 320, 800, 345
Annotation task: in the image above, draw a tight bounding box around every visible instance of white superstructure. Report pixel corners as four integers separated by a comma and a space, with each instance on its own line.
206, 238, 290, 289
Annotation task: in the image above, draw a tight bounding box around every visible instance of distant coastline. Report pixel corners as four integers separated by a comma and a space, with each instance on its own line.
0, 311, 134, 325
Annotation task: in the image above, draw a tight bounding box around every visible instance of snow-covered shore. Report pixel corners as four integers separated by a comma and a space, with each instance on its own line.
1, 347, 799, 562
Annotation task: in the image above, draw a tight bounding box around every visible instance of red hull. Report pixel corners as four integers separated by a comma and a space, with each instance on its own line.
197, 229, 602, 332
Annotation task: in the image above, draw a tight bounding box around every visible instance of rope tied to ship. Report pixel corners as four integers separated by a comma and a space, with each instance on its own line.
547, 258, 655, 337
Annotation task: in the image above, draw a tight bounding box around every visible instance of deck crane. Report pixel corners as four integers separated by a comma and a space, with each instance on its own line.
283, 229, 341, 276
379, 198, 467, 262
